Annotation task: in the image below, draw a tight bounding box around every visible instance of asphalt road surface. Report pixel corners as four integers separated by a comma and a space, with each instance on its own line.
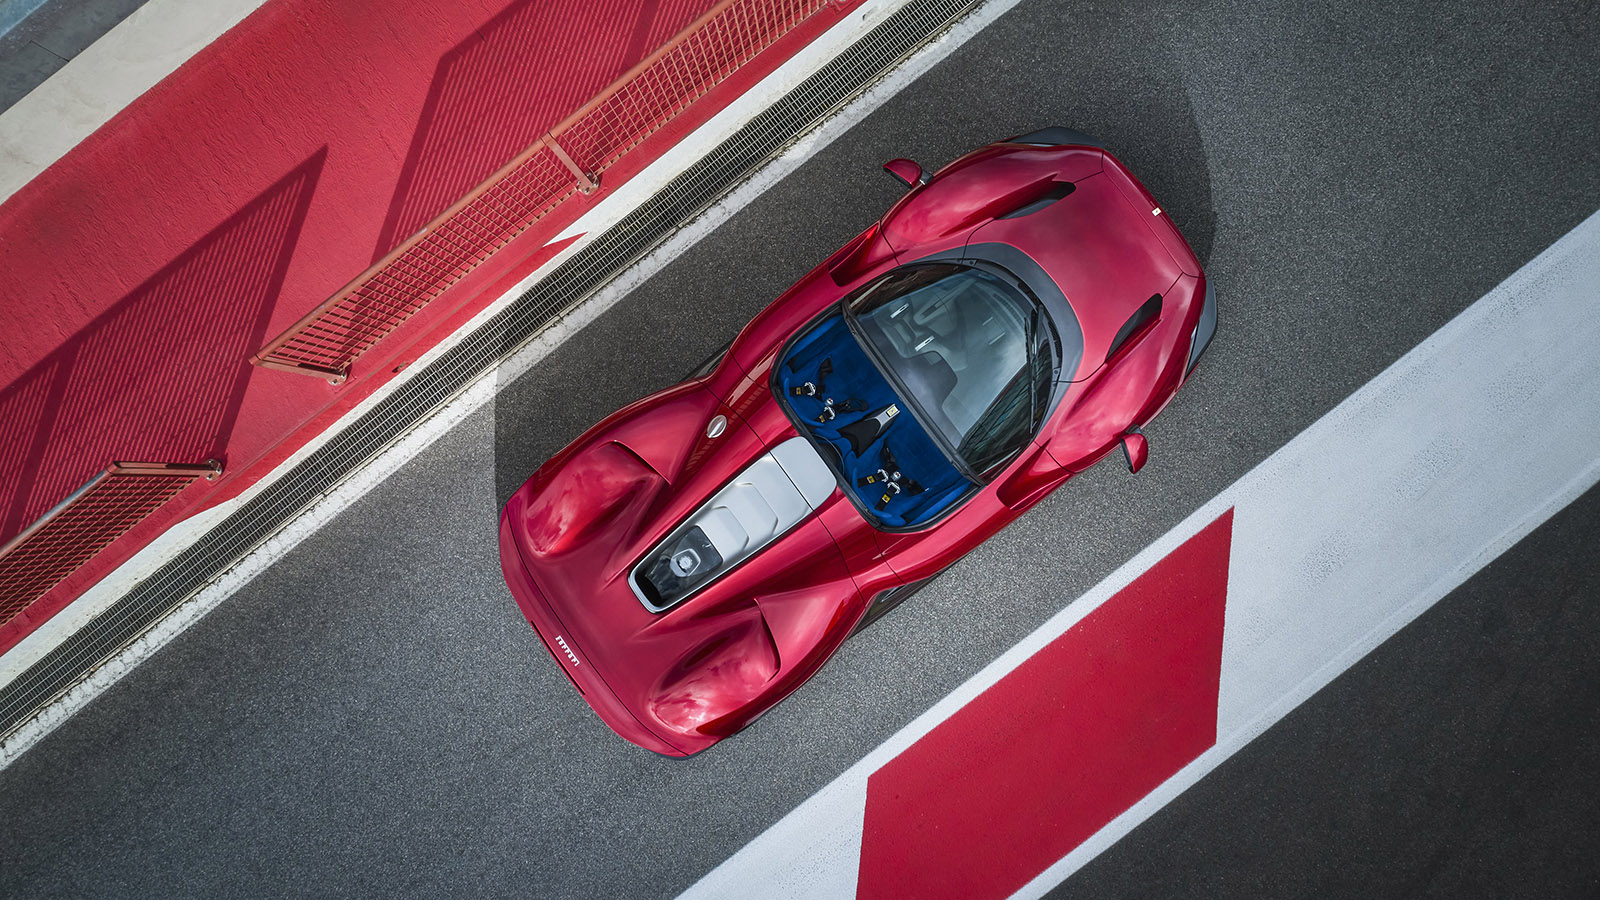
2, 0, 1598, 897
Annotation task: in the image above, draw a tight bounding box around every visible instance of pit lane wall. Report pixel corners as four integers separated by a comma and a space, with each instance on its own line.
0, 0, 881, 659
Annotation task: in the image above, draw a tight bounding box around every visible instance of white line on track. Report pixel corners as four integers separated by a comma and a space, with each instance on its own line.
0, 0, 1024, 768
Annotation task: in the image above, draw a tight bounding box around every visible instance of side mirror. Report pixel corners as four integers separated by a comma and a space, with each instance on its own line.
882, 158, 927, 189
1120, 429, 1148, 474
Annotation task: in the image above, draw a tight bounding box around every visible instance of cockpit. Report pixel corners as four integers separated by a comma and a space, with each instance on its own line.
776, 262, 1057, 529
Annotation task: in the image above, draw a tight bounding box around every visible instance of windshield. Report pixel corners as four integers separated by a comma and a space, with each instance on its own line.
847, 263, 1055, 476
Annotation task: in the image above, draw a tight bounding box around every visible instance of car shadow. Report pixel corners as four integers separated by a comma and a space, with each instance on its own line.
0, 149, 326, 544
371, 0, 713, 262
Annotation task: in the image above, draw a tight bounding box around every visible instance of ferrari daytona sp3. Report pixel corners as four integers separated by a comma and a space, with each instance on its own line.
499, 128, 1216, 756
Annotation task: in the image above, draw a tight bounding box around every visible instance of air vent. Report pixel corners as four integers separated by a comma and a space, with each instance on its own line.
997, 181, 1075, 219
1106, 293, 1162, 362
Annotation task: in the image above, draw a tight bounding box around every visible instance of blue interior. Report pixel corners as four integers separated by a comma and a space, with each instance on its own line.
777, 313, 970, 528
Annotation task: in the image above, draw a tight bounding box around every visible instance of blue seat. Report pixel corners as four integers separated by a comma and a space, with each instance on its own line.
777, 315, 970, 527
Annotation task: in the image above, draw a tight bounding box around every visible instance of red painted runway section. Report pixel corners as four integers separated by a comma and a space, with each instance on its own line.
855, 510, 1233, 900
0, 0, 857, 650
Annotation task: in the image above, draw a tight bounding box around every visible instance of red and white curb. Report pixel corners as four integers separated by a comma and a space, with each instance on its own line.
680, 210, 1600, 900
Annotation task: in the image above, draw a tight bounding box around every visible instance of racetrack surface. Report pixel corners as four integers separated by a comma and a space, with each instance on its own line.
1048, 480, 1600, 899
2, 0, 1598, 897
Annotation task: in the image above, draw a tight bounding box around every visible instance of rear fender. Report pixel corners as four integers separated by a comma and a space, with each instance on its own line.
648, 603, 781, 736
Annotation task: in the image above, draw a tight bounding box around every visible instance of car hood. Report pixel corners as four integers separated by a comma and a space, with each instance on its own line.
501, 380, 858, 752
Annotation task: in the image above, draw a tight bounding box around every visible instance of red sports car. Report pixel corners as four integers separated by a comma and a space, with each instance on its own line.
499, 128, 1215, 756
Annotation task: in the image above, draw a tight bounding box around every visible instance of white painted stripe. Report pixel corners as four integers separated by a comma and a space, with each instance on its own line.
677, 210, 1600, 900
0, 0, 52, 37
0, 0, 1000, 767
0, 0, 271, 205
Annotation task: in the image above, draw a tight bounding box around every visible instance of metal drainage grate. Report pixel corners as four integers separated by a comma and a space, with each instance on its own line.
0, 0, 982, 743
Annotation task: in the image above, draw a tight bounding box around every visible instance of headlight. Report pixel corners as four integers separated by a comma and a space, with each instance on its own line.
1186, 279, 1217, 376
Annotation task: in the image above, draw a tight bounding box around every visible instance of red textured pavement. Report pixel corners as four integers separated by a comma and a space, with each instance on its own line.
855, 509, 1234, 900
0, 0, 860, 651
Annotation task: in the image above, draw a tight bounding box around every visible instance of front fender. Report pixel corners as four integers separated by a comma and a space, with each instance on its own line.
880, 143, 1103, 250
